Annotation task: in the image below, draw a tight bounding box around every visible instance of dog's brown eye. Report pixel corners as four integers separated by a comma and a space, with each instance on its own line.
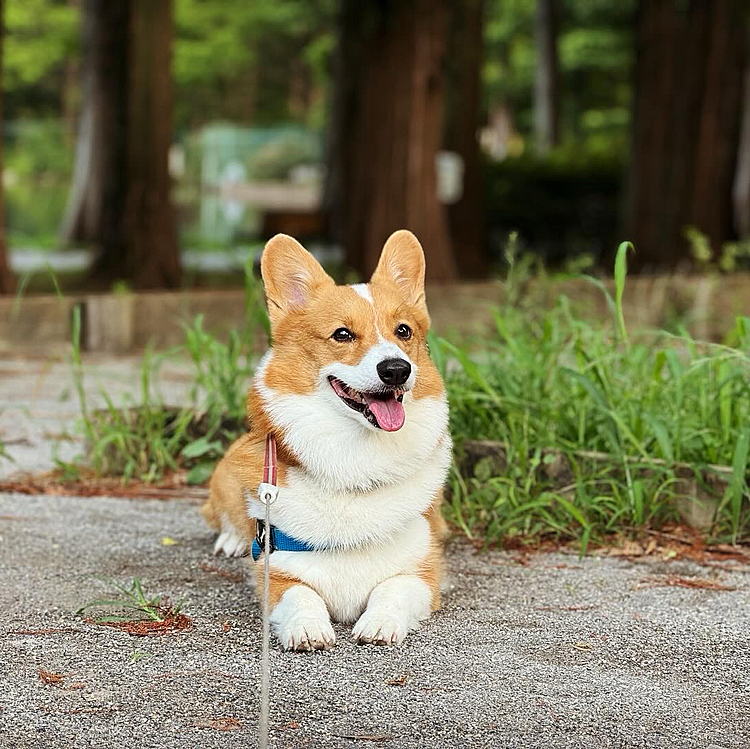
332, 327, 355, 342
396, 324, 412, 340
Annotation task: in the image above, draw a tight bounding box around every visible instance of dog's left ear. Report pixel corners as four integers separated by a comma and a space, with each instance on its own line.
261, 234, 334, 326
370, 230, 426, 308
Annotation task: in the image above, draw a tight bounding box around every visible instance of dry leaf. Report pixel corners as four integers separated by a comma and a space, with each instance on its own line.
38, 669, 66, 686
386, 674, 408, 686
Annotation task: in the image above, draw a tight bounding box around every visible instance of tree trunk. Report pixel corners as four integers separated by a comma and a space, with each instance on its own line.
0, 0, 16, 295
445, 0, 486, 278
61, 0, 180, 289
60, 0, 128, 247
733, 21, 750, 238
115, 0, 180, 288
534, 0, 560, 153
628, 0, 746, 269
334, 0, 456, 282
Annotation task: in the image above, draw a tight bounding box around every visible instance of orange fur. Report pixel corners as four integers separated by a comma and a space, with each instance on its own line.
419, 490, 449, 610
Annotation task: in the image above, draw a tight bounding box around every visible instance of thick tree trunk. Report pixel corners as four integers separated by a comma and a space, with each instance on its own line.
0, 0, 16, 295
628, 0, 746, 269
445, 0, 486, 278
61, 0, 180, 289
115, 0, 180, 288
733, 22, 750, 238
534, 0, 560, 153
335, 0, 456, 282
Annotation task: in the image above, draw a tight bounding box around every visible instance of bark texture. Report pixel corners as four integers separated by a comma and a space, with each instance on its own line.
333, 0, 456, 282
734, 22, 750, 238
445, 0, 486, 278
0, 0, 15, 295
61, 0, 180, 289
628, 0, 746, 269
534, 0, 560, 153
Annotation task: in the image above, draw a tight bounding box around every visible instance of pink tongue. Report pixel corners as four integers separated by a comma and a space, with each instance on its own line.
365, 394, 405, 432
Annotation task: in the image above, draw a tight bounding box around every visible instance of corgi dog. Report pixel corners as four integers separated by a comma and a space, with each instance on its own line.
201, 230, 452, 650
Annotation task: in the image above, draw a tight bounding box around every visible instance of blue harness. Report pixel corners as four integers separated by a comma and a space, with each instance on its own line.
251, 519, 318, 561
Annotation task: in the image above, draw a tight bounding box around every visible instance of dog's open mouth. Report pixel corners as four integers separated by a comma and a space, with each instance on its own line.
328, 376, 406, 431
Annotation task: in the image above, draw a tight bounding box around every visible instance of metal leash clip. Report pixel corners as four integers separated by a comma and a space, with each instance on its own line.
257, 482, 278, 505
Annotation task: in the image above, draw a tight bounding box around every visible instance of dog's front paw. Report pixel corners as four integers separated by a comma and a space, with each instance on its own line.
277, 615, 336, 652
270, 585, 336, 652
352, 609, 409, 646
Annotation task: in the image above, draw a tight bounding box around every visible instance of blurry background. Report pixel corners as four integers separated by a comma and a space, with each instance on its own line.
0, 0, 748, 294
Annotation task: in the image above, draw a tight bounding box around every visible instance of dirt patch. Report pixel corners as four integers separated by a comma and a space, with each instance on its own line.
188, 717, 243, 732
0, 469, 208, 500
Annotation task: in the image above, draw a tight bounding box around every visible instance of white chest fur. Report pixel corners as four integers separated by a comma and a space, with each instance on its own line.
246, 434, 450, 622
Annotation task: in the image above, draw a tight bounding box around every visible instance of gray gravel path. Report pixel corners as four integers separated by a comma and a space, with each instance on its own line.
1, 491, 748, 749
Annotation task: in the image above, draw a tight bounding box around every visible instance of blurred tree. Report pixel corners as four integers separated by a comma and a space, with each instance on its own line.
0, 0, 16, 294
329, 0, 456, 282
628, 0, 747, 268
61, 0, 180, 289
534, 0, 560, 152
445, 0, 487, 277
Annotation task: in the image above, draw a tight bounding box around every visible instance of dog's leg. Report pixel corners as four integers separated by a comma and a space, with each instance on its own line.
271, 584, 336, 652
352, 574, 431, 645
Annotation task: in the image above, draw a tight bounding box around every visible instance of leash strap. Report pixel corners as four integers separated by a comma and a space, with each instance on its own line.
263, 432, 277, 485
258, 433, 275, 749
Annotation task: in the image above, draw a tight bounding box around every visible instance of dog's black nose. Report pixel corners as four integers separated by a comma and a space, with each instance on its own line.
377, 358, 411, 386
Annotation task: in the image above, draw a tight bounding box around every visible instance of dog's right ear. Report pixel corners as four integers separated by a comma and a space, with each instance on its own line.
261, 234, 334, 327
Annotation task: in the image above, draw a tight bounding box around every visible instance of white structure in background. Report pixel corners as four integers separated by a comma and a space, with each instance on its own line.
435, 151, 464, 204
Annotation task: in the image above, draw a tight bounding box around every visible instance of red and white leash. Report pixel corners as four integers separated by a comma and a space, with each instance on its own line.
258, 434, 278, 749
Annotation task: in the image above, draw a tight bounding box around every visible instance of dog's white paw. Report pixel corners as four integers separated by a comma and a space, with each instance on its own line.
352, 608, 409, 645
271, 585, 335, 652
212, 528, 248, 557
352, 575, 431, 646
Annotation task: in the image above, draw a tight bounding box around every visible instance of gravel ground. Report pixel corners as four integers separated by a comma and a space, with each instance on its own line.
1, 491, 748, 749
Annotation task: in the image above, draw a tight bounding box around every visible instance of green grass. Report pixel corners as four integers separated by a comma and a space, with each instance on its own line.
76, 578, 183, 623
438, 243, 750, 548
65, 255, 267, 484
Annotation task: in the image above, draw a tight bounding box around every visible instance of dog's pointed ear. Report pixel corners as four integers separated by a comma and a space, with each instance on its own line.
261, 234, 334, 326
371, 230, 426, 308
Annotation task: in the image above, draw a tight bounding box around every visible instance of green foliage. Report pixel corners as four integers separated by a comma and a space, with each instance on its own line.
484, 0, 636, 150
4, 0, 79, 101
68, 262, 269, 485
4, 120, 73, 246
174, 0, 336, 130
441, 243, 750, 546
